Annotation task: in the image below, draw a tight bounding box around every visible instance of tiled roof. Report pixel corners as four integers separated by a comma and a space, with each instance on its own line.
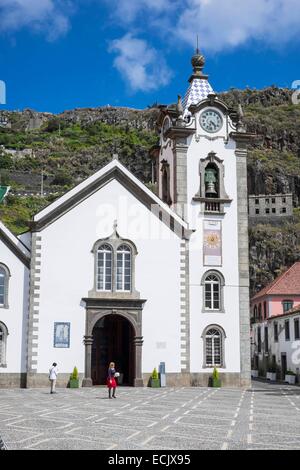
252, 262, 300, 301
183, 78, 214, 112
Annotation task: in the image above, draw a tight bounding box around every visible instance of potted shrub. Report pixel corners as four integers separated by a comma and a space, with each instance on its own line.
266, 366, 277, 381
149, 368, 160, 388
211, 367, 221, 388
69, 366, 79, 388
285, 370, 296, 385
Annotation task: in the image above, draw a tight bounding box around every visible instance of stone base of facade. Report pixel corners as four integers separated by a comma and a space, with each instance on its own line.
143, 372, 250, 388
0, 373, 27, 388
0, 372, 251, 389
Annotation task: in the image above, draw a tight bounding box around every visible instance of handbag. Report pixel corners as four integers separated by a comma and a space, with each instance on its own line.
115, 372, 120, 378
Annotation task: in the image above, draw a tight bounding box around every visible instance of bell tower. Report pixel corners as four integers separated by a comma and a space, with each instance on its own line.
155, 47, 254, 387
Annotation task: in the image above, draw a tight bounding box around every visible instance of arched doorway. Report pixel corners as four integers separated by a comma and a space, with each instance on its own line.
91, 314, 135, 386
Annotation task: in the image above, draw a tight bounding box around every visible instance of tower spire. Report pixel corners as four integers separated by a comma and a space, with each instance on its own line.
182, 44, 214, 113
190, 42, 208, 82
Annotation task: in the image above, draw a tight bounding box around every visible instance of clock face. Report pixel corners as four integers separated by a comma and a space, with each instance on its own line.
200, 109, 223, 133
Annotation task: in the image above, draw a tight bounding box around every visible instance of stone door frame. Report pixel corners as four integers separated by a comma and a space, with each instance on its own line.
82, 298, 145, 387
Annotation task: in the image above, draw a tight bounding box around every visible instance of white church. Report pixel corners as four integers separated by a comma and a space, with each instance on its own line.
0, 50, 252, 389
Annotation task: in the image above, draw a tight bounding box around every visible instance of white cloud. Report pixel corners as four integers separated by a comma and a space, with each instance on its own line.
104, 0, 300, 52
104, 0, 175, 23
109, 34, 172, 92
0, 0, 72, 40
176, 0, 300, 52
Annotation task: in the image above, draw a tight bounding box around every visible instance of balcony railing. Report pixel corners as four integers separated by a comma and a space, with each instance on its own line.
205, 201, 220, 212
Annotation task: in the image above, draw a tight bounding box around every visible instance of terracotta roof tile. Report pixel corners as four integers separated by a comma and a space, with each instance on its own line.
252, 261, 300, 301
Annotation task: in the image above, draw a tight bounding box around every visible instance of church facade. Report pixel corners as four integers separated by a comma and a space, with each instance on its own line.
0, 51, 252, 388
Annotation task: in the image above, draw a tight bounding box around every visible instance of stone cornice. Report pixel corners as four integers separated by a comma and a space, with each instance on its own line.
0, 227, 30, 268
165, 126, 195, 139
82, 297, 147, 310
230, 131, 257, 147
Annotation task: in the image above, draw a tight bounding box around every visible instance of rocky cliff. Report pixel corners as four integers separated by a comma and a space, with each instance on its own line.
0, 87, 300, 294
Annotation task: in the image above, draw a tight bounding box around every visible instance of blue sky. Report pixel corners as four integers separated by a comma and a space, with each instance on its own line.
0, 0, 300, 113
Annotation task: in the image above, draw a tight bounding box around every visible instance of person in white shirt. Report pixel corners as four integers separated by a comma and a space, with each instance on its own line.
49, 362, 58, 394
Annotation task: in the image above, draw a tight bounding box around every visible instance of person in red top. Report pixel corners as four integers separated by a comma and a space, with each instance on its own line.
107, 362, 117, 398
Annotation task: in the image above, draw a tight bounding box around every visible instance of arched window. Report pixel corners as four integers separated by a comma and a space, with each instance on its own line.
0, 264, 10, 309
116, 245, 131, 292
97, 244, 112, 291
203, 326, 225, 368
0, 322, 8, 367
92, 227, 138, 296
202, 271, 224, 312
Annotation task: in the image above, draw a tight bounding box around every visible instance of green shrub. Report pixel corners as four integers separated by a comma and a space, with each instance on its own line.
0, 154, 14, 169
52, 169, 73, 186
286, 370, 296, 376
151, 368, 158, 380
212, 367, 219, 381
70, 367, 79, 380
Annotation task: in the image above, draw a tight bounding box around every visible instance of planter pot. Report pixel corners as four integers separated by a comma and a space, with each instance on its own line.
266, 372, 276, 381
212, 378, 221, 388
150, 378, 160, 388
251, 370, 259, 378
69, 378, 79, 388
285, 374, 296, 385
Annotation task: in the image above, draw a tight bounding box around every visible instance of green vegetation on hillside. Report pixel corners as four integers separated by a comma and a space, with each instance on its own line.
0, 89, 300, 293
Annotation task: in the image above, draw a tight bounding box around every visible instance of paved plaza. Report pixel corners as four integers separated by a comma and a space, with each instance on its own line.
0, 381, 299, 450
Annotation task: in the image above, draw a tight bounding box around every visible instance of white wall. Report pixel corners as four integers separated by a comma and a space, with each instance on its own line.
36, 179, 182, 374
187, 111, 241, 373
266, 316, 300, 373
0, 241, 29, 373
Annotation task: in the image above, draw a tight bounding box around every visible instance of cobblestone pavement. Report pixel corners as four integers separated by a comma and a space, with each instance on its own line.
0, 381, 300, 450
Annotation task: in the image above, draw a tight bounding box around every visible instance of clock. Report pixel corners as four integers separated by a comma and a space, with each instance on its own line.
200, 109, 223, 133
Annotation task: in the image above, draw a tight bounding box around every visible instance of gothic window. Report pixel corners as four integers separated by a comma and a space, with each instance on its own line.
203, 326, 225, 367
0, 264, 10, 308
116, 245, 131, 292
0, 322, 8, 367
202, 270, 225, 312
97, 244, 112, 291
92, 230, 137, 296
